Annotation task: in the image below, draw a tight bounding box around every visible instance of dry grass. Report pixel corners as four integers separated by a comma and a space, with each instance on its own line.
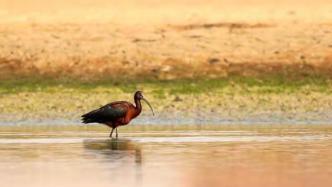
0, 0, 332, 80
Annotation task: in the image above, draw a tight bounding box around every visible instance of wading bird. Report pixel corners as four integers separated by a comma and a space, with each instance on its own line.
81, 91, 154, 138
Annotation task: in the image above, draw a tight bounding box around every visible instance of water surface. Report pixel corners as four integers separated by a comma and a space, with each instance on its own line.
0, 125, 331, 187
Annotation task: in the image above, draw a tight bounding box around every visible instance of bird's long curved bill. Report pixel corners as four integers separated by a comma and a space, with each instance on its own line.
142, 98, 155, 116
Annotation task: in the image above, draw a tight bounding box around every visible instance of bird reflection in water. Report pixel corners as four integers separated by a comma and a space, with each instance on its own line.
83, 138, 142, 164
83, 138, 143, 186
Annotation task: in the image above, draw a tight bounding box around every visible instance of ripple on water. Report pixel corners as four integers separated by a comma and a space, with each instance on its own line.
0, 134, 330, 144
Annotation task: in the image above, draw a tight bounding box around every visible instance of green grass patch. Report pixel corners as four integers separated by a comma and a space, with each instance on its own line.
0, 75, 331, 95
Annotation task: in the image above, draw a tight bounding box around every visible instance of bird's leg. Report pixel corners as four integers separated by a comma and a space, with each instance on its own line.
109, 128, 114, 138
116, 128, 118, 138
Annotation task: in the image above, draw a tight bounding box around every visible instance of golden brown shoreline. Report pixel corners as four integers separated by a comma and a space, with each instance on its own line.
1, 0, 332, 80
1, 21, 332, 81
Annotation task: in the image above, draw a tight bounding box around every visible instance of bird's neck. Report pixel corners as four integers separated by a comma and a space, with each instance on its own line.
134, 98, 142, 115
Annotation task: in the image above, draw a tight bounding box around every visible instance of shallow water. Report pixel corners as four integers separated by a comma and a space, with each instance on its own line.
0, 125, 331, 187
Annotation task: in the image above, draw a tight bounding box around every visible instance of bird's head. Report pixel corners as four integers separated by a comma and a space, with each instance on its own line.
134, 91, 155, 116
134, 91, 144, 100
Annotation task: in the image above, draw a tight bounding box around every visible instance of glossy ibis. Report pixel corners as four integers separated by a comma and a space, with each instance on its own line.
81, 91, 154, 138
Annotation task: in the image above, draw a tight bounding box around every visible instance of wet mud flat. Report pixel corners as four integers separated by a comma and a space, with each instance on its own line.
1, 79, 332, 125
0, 125, 331, 187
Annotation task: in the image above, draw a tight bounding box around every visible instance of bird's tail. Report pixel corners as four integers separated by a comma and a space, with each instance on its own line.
81, 116, 95, 123
81, 112, 97, 124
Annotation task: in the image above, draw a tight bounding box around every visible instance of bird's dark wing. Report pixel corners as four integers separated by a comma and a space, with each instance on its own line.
81, 102, 128, 124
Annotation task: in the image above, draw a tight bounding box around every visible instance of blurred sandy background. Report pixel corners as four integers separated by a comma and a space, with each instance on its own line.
0, 0, 332, 80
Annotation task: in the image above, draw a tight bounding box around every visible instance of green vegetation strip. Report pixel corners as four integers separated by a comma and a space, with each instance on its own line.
0, 76, 331, 96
